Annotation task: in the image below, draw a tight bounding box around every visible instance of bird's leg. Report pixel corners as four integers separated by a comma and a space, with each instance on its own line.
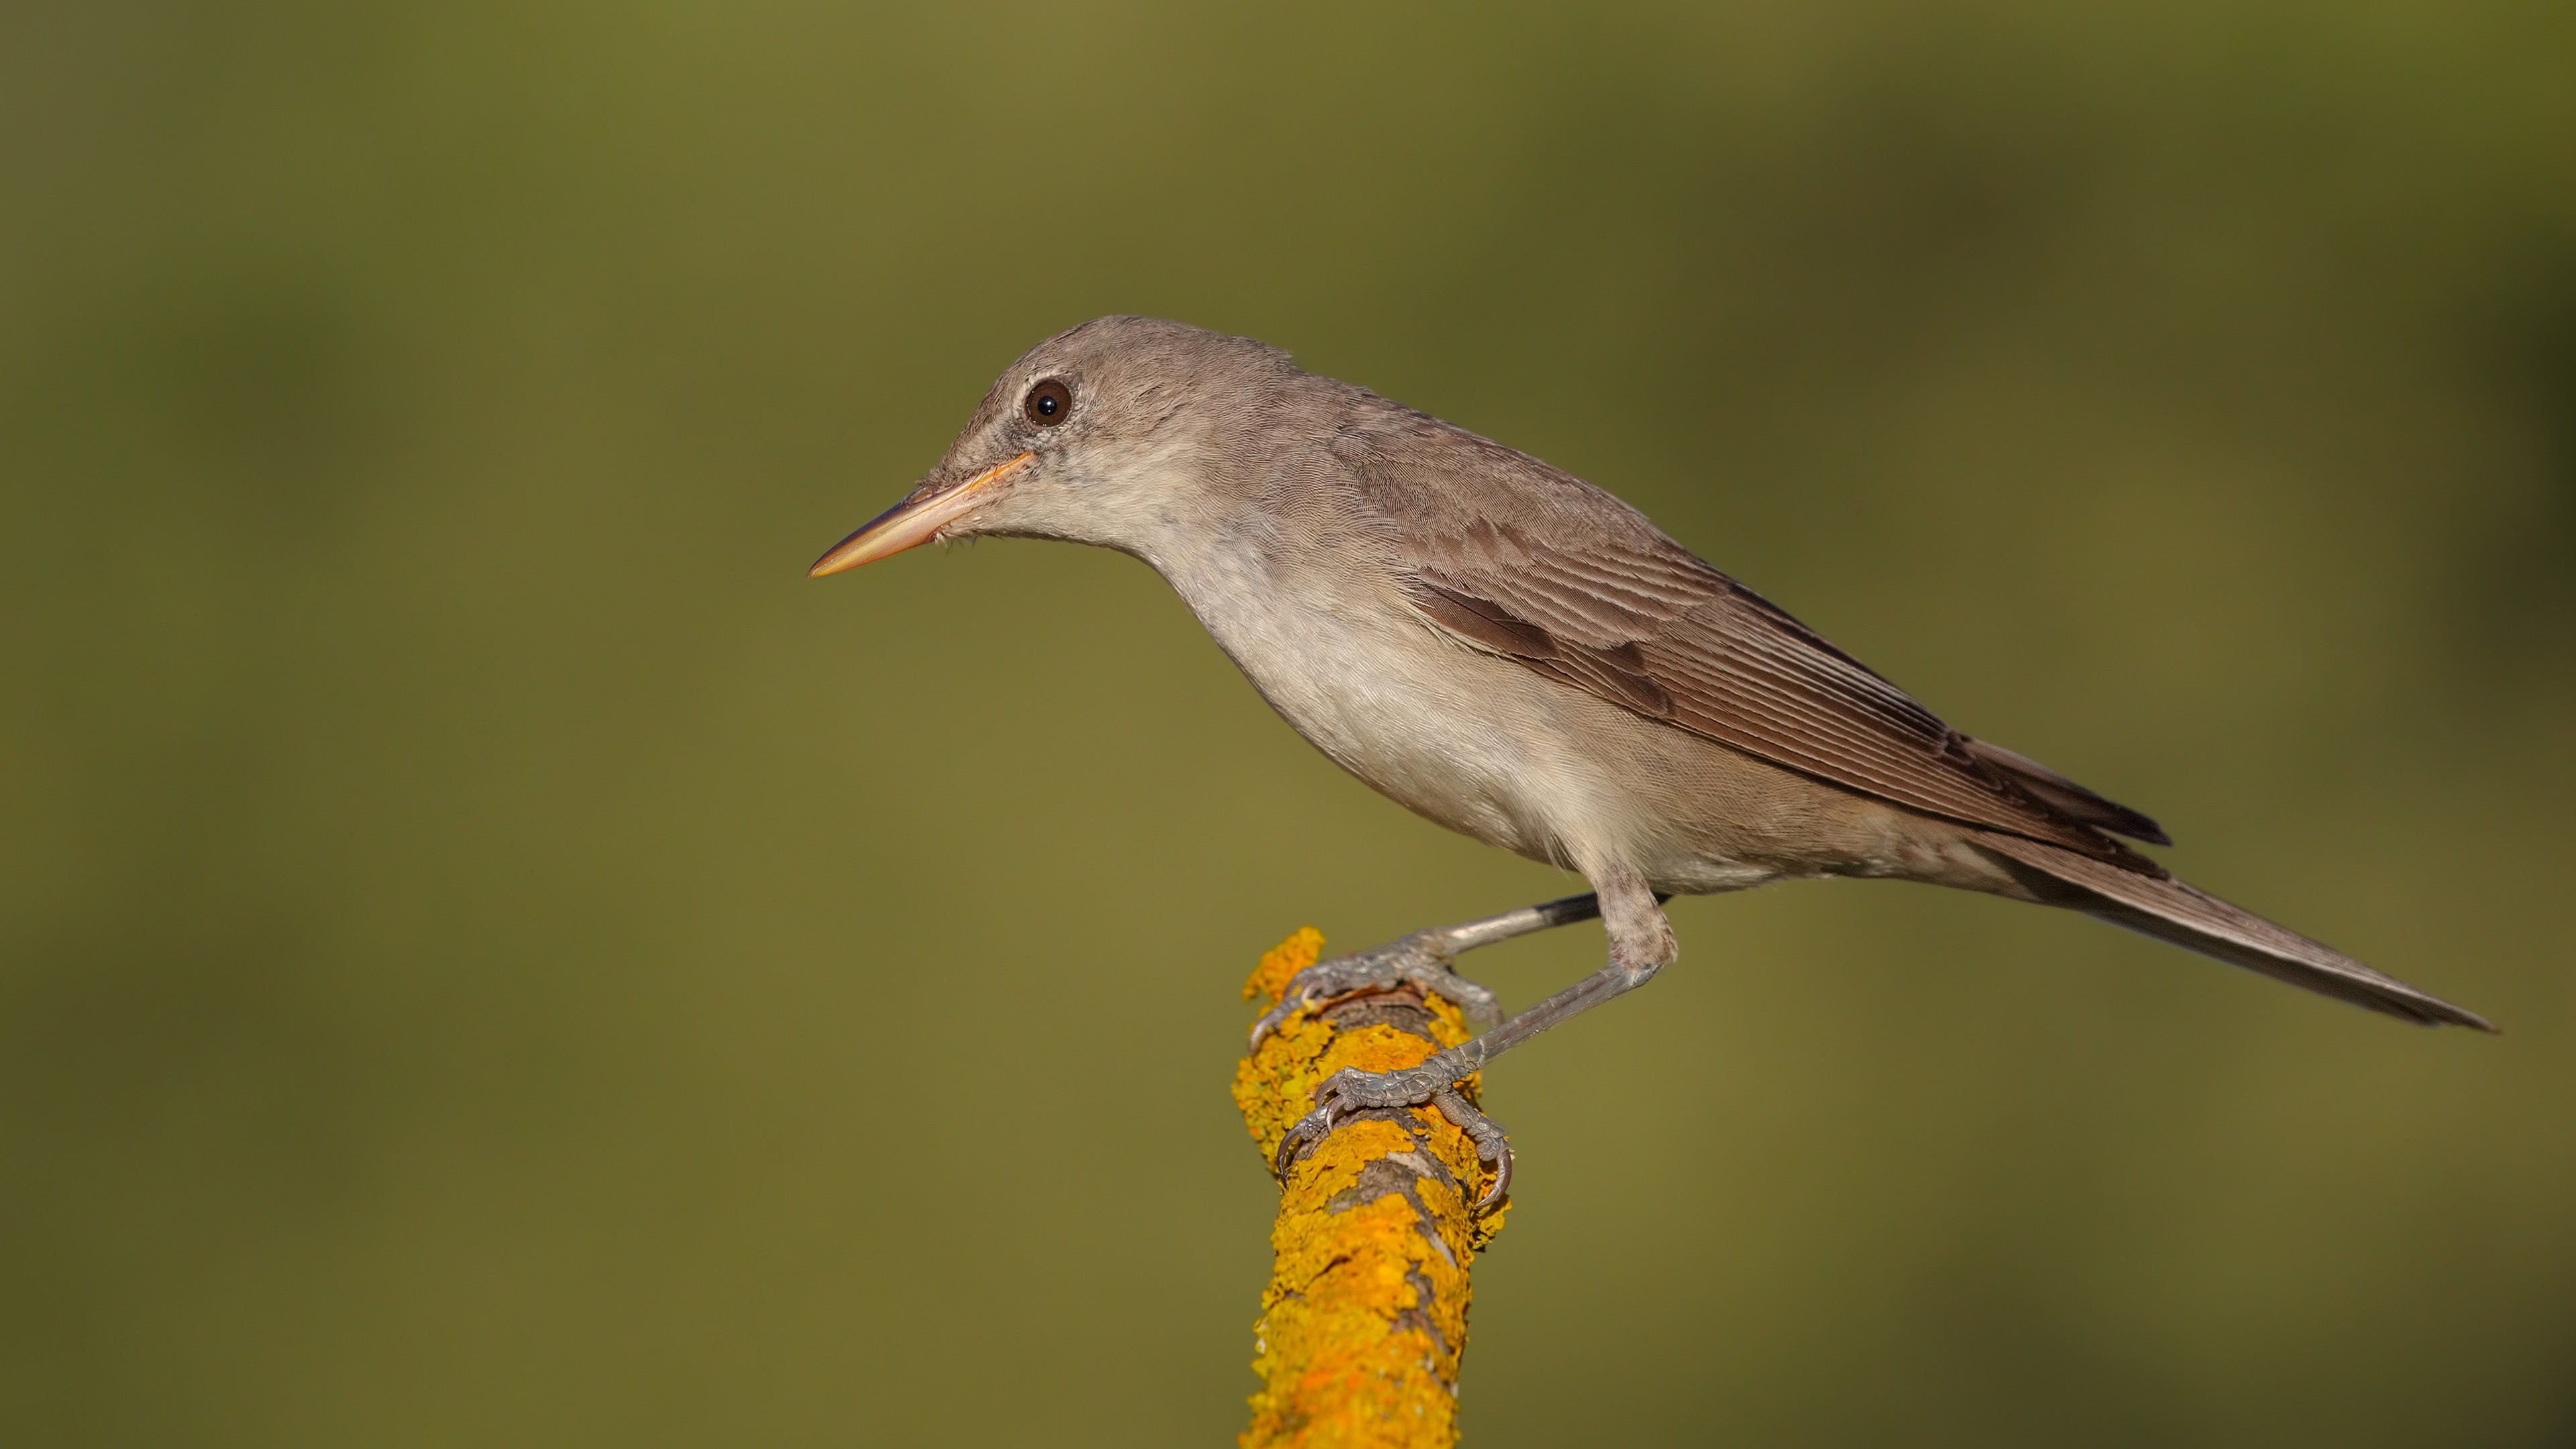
1276, 872, 1675, 1211
1247, 891, 1607, 1051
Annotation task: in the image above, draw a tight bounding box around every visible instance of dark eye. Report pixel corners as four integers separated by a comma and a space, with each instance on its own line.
1024, 378, 1072, 427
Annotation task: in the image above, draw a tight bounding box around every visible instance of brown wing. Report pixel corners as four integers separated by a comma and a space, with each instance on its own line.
1333, 400, 2167, 864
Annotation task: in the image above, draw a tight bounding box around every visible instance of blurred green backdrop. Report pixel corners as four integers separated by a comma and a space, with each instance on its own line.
4, 1, 2573, 1444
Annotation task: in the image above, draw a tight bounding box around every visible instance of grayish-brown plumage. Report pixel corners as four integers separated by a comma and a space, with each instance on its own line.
811, 316, 2491, 1206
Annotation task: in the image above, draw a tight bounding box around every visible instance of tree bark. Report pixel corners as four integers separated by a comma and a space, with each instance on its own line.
1234, 928, 1510, 1449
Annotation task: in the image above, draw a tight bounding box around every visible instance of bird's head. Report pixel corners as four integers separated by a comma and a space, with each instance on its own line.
807, 315, 1293, 577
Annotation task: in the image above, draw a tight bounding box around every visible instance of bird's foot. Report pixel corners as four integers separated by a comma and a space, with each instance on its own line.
1274, 1049, 1513, 1212
1246, 931, 1503, 1052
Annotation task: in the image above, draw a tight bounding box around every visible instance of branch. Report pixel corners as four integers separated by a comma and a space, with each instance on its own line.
1233, 928, 1511, 1449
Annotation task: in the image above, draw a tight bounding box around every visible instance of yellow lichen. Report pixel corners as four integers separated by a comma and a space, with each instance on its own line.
1243, 926, 1327, 1005
1236, 929, 1509, 1449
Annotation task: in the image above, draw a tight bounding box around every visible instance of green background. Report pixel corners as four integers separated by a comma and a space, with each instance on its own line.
5, 3, 2571, 1444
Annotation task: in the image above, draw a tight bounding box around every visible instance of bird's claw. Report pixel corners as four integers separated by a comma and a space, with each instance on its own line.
1246, 932, 1502, 1052
1435, 1086, 1513, 1212
1273, 1058, 1512, 1214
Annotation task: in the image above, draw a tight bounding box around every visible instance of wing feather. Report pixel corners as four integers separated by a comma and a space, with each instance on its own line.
1335, 401, 2165, 863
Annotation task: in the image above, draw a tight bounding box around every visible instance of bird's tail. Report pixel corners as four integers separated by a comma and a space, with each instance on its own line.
1973, 832, 2495, 1030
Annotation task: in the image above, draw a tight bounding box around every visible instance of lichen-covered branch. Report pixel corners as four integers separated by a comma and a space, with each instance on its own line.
1233, 928, 1510, 1449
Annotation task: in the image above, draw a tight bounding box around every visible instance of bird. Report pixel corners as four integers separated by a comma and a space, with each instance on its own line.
808, 315, 2492, 1208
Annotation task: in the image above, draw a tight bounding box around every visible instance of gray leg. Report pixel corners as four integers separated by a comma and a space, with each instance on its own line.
1275, 872, 1676, 1211
1247, 892, 1608, 1051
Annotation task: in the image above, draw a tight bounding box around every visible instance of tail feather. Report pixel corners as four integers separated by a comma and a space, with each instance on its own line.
1958, 736, 2171, 845
1974, 832, 2495, 1031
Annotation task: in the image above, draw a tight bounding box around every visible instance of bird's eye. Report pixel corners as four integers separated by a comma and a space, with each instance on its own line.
1024, 378, 1072, 427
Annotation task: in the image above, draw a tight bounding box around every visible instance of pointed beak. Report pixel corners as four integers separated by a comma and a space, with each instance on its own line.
807, 451, 1035, 578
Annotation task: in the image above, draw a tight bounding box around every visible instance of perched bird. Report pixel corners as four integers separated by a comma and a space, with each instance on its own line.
810, 316, 2491, 1206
